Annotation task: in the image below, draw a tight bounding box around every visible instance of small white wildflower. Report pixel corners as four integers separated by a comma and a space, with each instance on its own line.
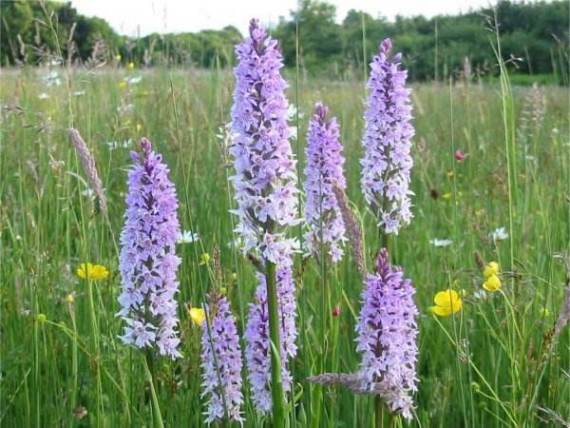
473, 290, 487, 300
430, 238, 453, 247
81, 188, 95, 199
38, 93, 50, 100
289, 126, 298, 140
490, 227, 509, 242
42, 70, 61, 87
106, 139, 133, 150
126, 75, 142, 85
73, 90, 86, 97
117, 103, 134, 114
216, 122, 234, 148
287, 104, 303, 119
226, 237, 244, 249
177, 230, 200, 244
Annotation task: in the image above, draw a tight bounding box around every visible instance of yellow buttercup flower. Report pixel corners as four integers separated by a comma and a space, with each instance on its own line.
118, 80, 128, 90
128, 62, 135, 70
199, 253, 211, 266
65, 293, 75, 304
76, 263, 109, 280
482, 274, 501, 292
115, 54, 122, 61
188, 307, 206, 326
136, 123, 142, 132
483, 261, 499, 278
36, 313, 47, 324
430, 289, 463, 317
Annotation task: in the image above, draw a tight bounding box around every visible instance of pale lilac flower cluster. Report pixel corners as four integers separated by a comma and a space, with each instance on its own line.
245, 264, 297, 414
355, 249, 419, 420
118, 138, 181, 359
304, 103, 347, 262
201, 294, 244, 424
361, 38, 414, 234
230, 19, 298, 266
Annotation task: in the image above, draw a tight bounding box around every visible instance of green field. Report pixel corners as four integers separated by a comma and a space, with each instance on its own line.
1, 66, 569, 427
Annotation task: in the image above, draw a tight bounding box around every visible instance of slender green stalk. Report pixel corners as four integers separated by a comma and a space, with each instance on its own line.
375, 396, 383, 428
129, 349, 134, 428
143, 355, 165, 428
493, 12, 521, 422
67, 302, 78, 412
448, 78, 471, 427
33, 297, 40, 428
266, 259, 286, 427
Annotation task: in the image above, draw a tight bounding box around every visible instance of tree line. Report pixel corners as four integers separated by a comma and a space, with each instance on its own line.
1, 0, 568, 82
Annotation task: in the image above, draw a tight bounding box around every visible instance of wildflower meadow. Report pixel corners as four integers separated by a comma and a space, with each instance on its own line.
1, 13, 570, 428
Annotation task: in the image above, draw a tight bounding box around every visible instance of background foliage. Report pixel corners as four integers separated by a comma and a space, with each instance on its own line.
1, 0, 569, 82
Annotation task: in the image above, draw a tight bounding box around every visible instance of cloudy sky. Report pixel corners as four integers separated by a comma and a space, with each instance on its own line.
71, 0, 496, 37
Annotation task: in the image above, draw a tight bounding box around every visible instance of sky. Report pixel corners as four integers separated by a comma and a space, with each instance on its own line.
71, 0, 497, 37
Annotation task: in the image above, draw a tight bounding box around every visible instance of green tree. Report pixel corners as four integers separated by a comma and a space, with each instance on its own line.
274, 0, 342, 73
0, 0, 33, 64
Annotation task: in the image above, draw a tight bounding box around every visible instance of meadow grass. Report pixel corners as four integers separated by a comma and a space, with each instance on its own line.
1, 65, 569, 427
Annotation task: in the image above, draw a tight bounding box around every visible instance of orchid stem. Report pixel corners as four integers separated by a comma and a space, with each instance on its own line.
266, 260, 286, 427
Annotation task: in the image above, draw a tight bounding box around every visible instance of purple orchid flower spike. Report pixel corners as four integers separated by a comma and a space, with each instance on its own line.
361, 38, 415, 234
118, 138, 182, 359
304, 102, 347, 262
